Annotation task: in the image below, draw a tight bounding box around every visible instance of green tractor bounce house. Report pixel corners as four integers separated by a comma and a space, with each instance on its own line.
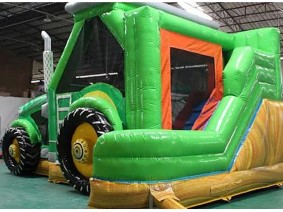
2, 2, 283, 209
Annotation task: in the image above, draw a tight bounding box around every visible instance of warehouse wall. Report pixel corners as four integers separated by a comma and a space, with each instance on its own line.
0, 96, 30, 138
32, 60, 43, 81
0, 47, 32, 97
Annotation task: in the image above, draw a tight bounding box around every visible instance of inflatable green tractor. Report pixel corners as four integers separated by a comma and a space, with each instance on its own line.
2, 2, 283, 208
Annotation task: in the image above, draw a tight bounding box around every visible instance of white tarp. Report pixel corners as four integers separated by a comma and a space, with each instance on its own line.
0, 96, 30, 139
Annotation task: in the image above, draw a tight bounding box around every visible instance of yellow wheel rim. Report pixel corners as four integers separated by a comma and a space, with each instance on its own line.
71, 122, 97, 178
9, 139, 20, 163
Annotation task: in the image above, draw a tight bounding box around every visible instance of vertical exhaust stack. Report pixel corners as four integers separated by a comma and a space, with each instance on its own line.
41, 31, 54, 93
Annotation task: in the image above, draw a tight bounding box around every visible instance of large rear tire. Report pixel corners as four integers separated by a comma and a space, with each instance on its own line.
57, 108, 112, 194
2, 127, 41, 175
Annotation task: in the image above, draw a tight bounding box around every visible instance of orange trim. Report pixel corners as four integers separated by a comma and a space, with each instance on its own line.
161, 30, 172, 129
160, 29, 223, 129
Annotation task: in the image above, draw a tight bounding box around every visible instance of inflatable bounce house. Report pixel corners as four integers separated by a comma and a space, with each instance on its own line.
2, 2, 283, 209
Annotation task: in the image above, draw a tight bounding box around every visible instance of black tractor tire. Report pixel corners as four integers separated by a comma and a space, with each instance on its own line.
57, 108, 113, 194
2, 127, 41, 175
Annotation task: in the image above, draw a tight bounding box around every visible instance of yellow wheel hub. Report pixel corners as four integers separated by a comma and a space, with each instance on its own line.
71, 122, 98, 178
9, 139, 20, 163
73, 139, 89, 163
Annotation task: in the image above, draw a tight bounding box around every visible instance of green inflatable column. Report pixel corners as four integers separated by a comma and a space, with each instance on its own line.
47, 20, 85, 162
124, 6, 162, 129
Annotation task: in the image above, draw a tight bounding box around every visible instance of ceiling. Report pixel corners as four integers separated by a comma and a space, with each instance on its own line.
0, 2, 282, 67
199, 2, 283, 56
0, 2, 72, 64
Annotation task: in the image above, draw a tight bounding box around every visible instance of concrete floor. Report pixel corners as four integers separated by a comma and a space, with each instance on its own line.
0, 159, 88, 209
1, 158, 283, 209
198, 186, 283, 209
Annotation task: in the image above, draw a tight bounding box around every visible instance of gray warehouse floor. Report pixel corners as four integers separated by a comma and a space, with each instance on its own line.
0, 159, 88, 209
1, 158, 283, 209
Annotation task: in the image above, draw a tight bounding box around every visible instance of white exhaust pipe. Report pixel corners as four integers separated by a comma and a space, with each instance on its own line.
41, 31, 51, 51
41, 31, 54, 93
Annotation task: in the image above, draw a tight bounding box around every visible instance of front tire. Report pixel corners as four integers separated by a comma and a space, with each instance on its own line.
57, 108, 112, 194
2, 127, 41, 175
